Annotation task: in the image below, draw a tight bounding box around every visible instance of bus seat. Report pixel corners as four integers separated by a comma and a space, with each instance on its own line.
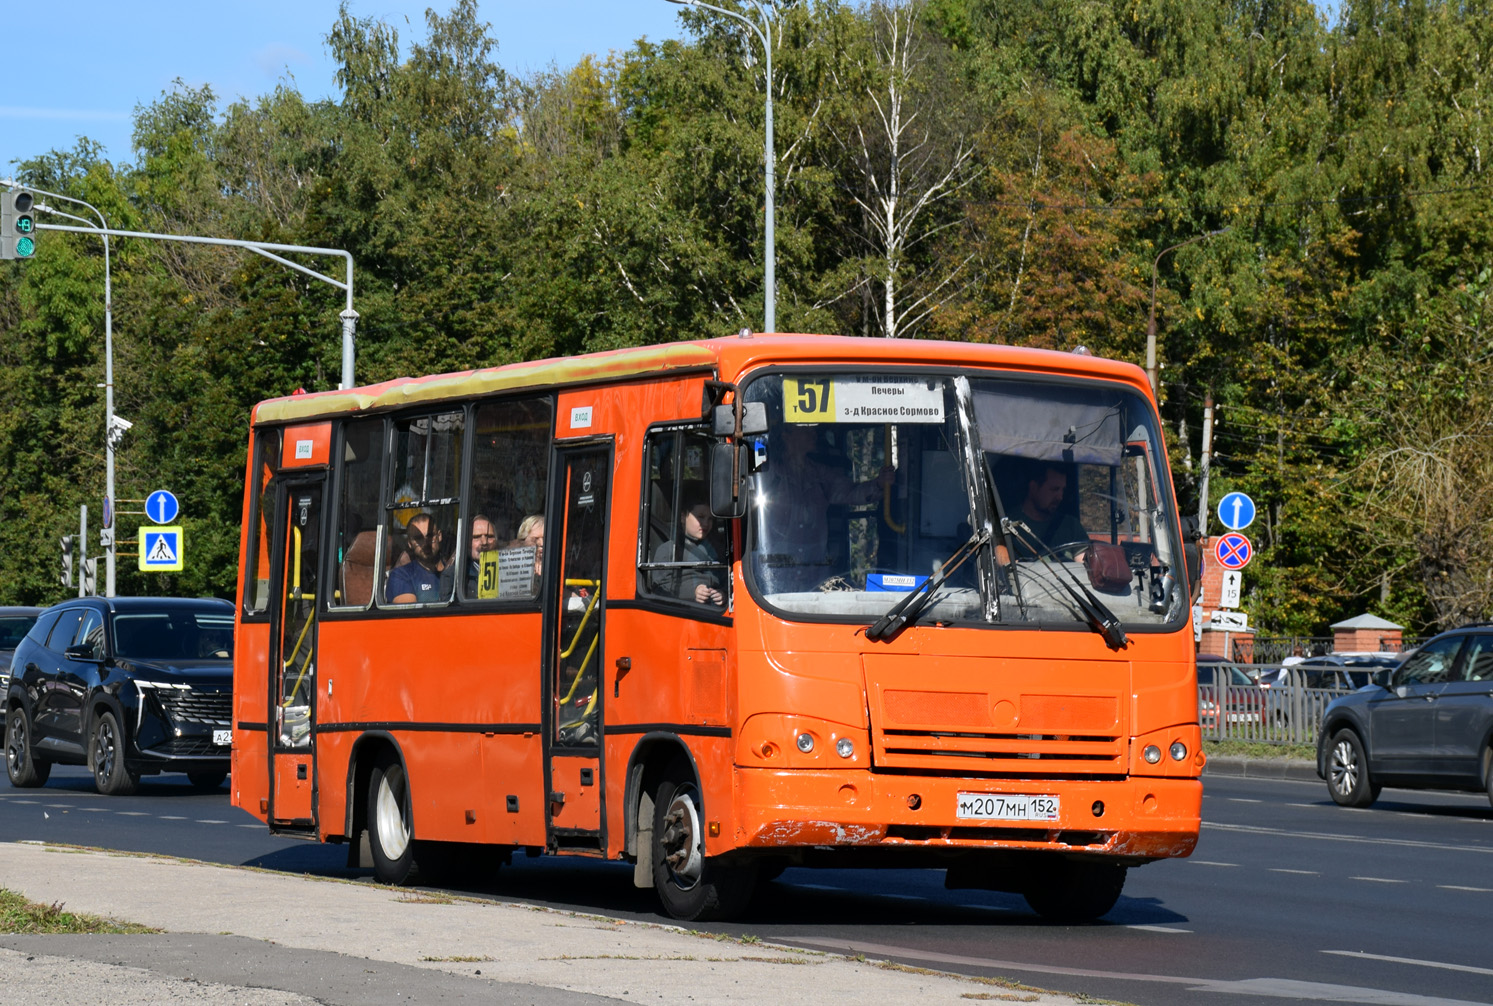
342, 531, 378, 607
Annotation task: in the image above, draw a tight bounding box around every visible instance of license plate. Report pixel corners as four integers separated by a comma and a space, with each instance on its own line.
213, 729, 232, 747
956, 792, 1060, 821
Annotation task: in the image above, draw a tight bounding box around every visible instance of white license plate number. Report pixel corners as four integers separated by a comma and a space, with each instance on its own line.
955, 792, 1059, 821
212, 729, 232, 747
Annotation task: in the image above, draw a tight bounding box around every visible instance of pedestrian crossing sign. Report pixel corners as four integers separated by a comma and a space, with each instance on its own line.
139, 526, 184, 571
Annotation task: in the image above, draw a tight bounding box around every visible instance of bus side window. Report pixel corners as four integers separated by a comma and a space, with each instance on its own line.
467, 397, 553, 601
380, 411, 464, 608
244, 428, 281, 615
333, 417, 385, 609
638, 428, 730, 609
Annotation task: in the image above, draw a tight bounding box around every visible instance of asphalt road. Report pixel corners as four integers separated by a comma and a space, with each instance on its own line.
3, 766, 1491, 1006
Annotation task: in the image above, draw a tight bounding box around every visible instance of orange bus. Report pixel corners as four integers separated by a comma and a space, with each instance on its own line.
231, 334, 1203, 922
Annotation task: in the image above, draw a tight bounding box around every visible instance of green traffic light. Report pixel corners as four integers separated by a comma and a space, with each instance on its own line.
15, 236, 34, 257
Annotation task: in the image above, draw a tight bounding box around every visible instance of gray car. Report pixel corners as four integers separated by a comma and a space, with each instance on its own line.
1318, 625, 1493, 808
0, 607, 44, 745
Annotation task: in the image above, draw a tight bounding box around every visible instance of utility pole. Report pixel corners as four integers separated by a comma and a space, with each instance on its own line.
1197, 395, 1215, 536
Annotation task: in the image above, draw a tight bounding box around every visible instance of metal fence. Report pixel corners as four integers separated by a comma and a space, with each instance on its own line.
1198, 664, 1356, 747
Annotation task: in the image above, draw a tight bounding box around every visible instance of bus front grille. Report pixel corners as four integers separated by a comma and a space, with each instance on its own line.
873, 728, 1123, 774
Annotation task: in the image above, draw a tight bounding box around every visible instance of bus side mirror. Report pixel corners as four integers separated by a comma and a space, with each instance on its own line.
1180, 515, 1202, 601
710, 442, 749, 519
712, 402, 767, 436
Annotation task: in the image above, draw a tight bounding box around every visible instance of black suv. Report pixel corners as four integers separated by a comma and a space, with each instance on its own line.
1318, 624, 1493, 809
4, 597, 234, 794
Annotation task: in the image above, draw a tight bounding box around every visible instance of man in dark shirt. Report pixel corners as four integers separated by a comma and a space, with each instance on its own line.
386, 513, 447, 604
1014, 463, 1089, 561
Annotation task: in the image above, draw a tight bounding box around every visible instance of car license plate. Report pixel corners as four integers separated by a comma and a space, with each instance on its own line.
956, 792, 1059, 821
213, 729, 231, 747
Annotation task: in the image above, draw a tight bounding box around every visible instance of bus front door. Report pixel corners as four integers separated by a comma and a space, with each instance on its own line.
266, 477, 323, 832
544, 444, 612, 853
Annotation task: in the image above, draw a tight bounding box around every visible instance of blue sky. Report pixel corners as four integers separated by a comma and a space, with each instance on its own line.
1, 1, 689, 172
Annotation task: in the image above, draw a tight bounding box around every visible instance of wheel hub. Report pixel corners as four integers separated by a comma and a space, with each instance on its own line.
660, 789, 703, 889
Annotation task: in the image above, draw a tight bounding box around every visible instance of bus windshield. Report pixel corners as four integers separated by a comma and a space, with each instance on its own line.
742, 371, 1186, 632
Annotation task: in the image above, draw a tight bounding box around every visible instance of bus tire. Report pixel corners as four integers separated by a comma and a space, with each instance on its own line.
5, 706, 51, 788
1326, 728, 1379, 808
1022, 859, 1127, 923
90, 710, 139, 796
651, 760, 756, 921
368, 751, 416, 884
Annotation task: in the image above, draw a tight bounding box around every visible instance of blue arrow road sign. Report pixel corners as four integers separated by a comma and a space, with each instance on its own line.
145, 489, 180, 525
1215, 532, 1253, 570
1217, 491, 1256, 531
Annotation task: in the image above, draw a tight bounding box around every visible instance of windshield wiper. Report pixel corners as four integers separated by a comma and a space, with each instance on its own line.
866, 528, 990, 643
1003, 519, 1128, 650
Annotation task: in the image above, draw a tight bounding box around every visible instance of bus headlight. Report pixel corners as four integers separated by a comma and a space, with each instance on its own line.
796, 732, 815, 754
1170, 741, 1188, 761
836, 737, 854, 759
1143, 745, 1162, 764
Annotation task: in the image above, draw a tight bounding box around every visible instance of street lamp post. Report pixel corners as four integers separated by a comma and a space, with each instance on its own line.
667, 0, 775, 333
16, 185, 120, 596
1145, 227, 1229, 394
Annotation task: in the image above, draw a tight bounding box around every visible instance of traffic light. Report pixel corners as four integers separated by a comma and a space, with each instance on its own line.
83, 557, 97, 596
60, 535, 74, 589
1, 189, 38, 260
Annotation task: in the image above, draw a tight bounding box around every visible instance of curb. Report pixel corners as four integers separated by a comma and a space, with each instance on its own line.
1203, 755, 1320, 783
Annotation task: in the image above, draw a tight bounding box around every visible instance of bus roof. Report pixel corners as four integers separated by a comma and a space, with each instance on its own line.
251, 335, 1151, 426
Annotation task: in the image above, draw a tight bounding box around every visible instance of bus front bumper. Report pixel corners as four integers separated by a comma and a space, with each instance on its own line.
732, 768, 1201, 861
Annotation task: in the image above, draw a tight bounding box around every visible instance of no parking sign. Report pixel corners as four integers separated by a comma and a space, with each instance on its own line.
1214, 532, 1253, 570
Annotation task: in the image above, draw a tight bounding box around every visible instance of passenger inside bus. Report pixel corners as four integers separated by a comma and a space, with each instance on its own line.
649, 492, 726, 606
754, 423, 894, 592
440, 513, 497, 598
385, 513, 448, 603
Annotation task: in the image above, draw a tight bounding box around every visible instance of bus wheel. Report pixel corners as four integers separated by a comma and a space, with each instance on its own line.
1022, 860, 1127, 923
368, 752, 416, 884
651, 761, 756, 921
5, 707, 51, 788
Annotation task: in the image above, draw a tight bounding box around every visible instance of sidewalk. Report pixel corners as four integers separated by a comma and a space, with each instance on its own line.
0, 841, 1083, 1006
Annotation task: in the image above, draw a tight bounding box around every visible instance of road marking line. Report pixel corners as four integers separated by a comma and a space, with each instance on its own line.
792, 938, 1493, 1003
1268, 868, 1318, 875
1351, 876, 1407, 884
1205, 820, 1493, 855
195, 819, 228, 825
1190, 860, 1238, 867
160, 815, 188, 820
1127, 925, 1192, 933
1227, 798, 1262, 803
9, 800, 39, 805
1436, 885, 1493, 893
44, 804, 73, 809
1323, 950, 1493, 977
116, 811, 149, 816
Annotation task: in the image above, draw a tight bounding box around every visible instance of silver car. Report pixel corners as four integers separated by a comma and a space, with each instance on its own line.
1318, 626, 1493, 808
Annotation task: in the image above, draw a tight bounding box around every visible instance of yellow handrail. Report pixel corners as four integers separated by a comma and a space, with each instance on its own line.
559, 578, 601, 659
